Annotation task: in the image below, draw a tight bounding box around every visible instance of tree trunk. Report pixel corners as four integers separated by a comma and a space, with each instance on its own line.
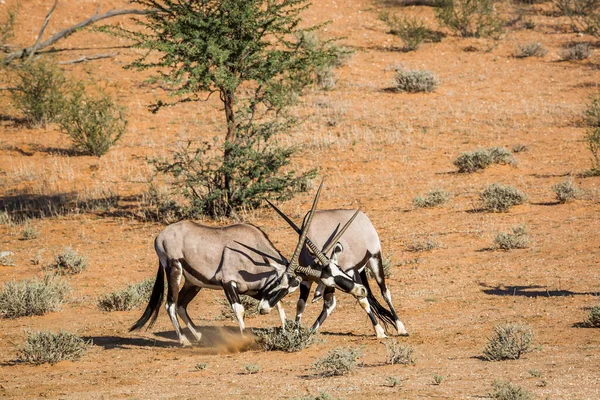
222, 89, 236, 215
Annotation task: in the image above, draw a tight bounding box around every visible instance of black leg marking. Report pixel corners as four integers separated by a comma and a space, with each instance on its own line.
296, 281, 312, 324
311, 286, 336, 332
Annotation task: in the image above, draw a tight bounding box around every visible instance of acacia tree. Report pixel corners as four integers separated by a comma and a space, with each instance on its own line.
104, 0, 334, 217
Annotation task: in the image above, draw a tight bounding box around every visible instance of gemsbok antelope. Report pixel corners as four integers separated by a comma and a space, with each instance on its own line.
130, 182, 367, 346
268, 204, 409, 339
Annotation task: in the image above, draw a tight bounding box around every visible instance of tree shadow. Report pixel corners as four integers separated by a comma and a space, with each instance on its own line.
0, 114, 29, 128
480, 283, 598, 298
82, 335, 174, 349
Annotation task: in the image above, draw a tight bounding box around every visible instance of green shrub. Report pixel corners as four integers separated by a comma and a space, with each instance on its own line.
393, 68, 439, 93
21, 224, 39, 240
483, 323, 534, 361
480, 183, 527, 212
432, 373, 444, 385
494, 225, 530, 250
513, 42, 548, 58
10, 59, 67, 126
489, 380, 534, 400
0, 6, 17, 46
435, 0, 504, 38
243, 363, 260, 374
97, 279, 155, 311
59, 86, 126, 157
552, 179, 580, 203
586, 304, 600, 327
584, 95, 600, 128
253, 320, 317, 352
560, 43, 592, 60
384, 376, 403, 388
384, 339, 415, 365
584, 127, 600, 175
453, 147, 514, 173
0, 275, 70, 318
314, 347, 362, 376
48, 247, 87, 275
15, 330, 91, 365
379, 13, 431, 51
413, 189, 450, 208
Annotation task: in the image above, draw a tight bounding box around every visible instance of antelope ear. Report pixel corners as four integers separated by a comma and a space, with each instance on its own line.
331, 242, 344, 264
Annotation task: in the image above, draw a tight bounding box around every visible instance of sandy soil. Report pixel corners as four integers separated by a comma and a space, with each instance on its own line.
0, 0, 599, 399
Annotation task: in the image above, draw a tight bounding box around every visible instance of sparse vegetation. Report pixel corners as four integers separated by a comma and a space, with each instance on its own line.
483, 323, 534, 361
314, 347, 362, 377
584, 127, 600, 176
560, 43, 592, 60
97, 279, 155, 311
480, 183, 527, 212
494, 225, 530, 250
406, 236, 441, 252
435, 0, 504, 38
413, 189, 451, 208
293, 393, 339, 400
432, 373, 444, 385
393, 67, 439, 93
514, 42, 548, 58
379, 12, 431, 51
243, 363, 260, 374
253, 320, 317, 352
489, 380, 535, 400
0, 251, 15, 266
585, 304, 600, 327
15, 330, 91, 365
195, 362, 208, 371
48, 247, 87, 275
0, 275, 70, 318
384, 340, 415, 365
21, 224, 39, 240
552, 0, 600, 36
59, 86, 127, 157
584, 95, 600, 128
553, 179, 580, 203
453, 147, 514, 173
384, 376, 403, 388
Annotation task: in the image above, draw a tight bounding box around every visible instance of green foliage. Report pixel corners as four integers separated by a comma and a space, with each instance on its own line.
384, 376, 404, 388
585, 127, 600, 175
253, 320, 317, 352
483, 323, 534, 361
314, 347, 362, 376
494, 225, 530, 250
0, 6, 17, 46
432, 373, 444, 385
0, 275, 70, 318
584, 95, 600, 128
435, 0, 504, 38
413, 189, 451, 208
195, 362, 208, 370
97, 279, 155, 311
59, 86, 127, 156
379, 12, 433, 51
480, 183, 527, 212
552, 179, 580, 203
453, 147, 514, 173
560, 43, 592, 60
384, 339, 415, 365
102, 0, 330, 217
9, 59, 67, 126
48, 247, 87, 275
586, 304, 600, 327
243, 363, 260, 374
553, 0, 600, 36
21, 223, 40, 240
393, 67, 439, 93
490, 380, 535, 400
15, 330, 91, 365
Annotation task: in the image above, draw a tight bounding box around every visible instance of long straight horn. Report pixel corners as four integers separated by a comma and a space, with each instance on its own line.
322, 209, 360, 255
288, 179, 324, 273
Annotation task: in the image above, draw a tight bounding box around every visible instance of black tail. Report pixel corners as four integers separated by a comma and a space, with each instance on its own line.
360, 269, 395, 334
130, 261, 165, 332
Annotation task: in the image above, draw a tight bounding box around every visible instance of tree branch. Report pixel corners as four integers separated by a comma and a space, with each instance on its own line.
28, 0, 58, 61
58, 52, 118, 64
4, 7, 153, 64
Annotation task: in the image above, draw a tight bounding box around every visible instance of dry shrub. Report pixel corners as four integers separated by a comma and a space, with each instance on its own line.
242, 363, 260, 374
384, 376, 403, 387
584, 95, 600, 128
293, 393, 339, 400
494, 225, 530, 250
406, 236, 441, 252
483, 323, 534, 361
480, 183, 527, 212
97, 279, 155, 311
513, 42, 548, 58
48, 247, 87, 275
379, 12, 432, 51
384, 339, 415, 365
490, 380, 535, 400
454, 147, 514, 173
0, 275, 70, 318
586, 304, 600, 327
413, 189, 451, 208
15, 330, 91, 365
253, 320, 317, 352
0, 251, 15, 266
393, 68, 439, 93
314, 347, 362, 376
552, 179, 580, 203
560, 43, 592, 60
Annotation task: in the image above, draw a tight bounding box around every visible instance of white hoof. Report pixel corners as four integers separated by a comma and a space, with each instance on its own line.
395, 320, 409, 336
374, 324, 387, 339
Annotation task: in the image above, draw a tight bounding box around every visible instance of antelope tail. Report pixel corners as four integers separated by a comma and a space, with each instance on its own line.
130, 261, 165, 332
359, 269, 395, 333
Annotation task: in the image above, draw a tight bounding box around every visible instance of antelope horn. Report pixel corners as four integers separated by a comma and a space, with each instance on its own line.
321, 209, 360, 255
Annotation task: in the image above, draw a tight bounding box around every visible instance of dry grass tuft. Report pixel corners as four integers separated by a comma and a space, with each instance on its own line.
384, 339, 415, 365
47, 247, 87, 275
483, 323, 534, 361
97, 279, 155, 311
253, 320, 317, 352
15, 330, 91, 365
489, 380, 534, 400
314, 347, 362, 376
0, 275, 70, 318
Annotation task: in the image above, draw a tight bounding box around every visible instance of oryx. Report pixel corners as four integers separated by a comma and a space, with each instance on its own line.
268, 204, 409, 339
130, 182, 367, 346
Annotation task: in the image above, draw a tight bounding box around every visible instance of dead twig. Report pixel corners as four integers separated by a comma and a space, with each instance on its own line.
58, 53, 118, 64
28, 0, 58, 61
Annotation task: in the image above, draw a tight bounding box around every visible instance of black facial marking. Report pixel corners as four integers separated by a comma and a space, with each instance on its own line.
268, 288, 289, 307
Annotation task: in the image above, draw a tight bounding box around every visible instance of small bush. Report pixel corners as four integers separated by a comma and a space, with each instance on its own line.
97, 279, 155, 311
483, 323, 534, 361
406, 236, 441, 252
560, 43, 592, 60
48, 247, 87, 275
394, 68, 439, 93
584, 95, 600, 128
385, 340, 415, 365
454, 147, 514, 173
293, 393, 339, 400
314, 347, 362, 377
586, 304, 600, 327
59, 86, 127, 157
379, 13, 431, 51
432, 373, 444, 385
0, 275, 70, 318
413, 189, 451, 208
480, 183, 527, 212
253, 320, 317, 352
494, 225, 530, 250
243, 363, 260, 374
15, 330, 91, 365
490, 380, 534, 400
552, 179, 579, 203
384, 376, 403, 388
435, 0, 504, 38
514, 42, 548, 58
21, 224, 39, 240
584, 127, 600, 175
0, 251, 15, 266
195, 362, 208, 370
10, 59, 67, 126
